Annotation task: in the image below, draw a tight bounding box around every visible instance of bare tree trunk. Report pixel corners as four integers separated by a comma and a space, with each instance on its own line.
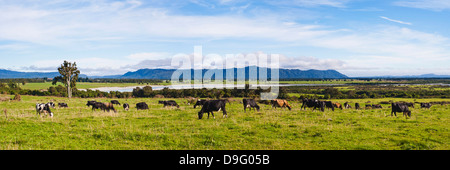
67, 79, 72, 98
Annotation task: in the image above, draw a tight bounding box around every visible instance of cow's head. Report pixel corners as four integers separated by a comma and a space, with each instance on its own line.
198, 111, 204, 119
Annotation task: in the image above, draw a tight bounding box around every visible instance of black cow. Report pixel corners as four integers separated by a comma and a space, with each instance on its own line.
123, 103, 130, 111
36, 103, 54, 117
194, 100, 207, 109
355, 103, 360, 110
392, 103, 411, 117
420, 103, 432, 109
86, 101, 97, 107
324, 101, 334, 111
243, 99, 260, 112
159, 100, 180, 108
87, 101, 104, 111
58, 103, 68, 108
111, 100, 121, 106
136, 102, 149, 110
198, 100, 227, 119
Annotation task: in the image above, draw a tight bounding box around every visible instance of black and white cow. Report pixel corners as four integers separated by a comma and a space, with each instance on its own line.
243, 99, 260, 112
123, 103, 130, 111
198, 100, 227, 119
36, 102, 55, 117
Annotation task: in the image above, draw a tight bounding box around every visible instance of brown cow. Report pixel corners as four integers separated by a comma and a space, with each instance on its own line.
102, 102, 117, 113
271, 99, 292, 110
333, 103, 343, 110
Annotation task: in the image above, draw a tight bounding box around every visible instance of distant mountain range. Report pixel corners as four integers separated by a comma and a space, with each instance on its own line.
1, 67, 448, 79
0, 69, 87, 79
115, 67, 349, 79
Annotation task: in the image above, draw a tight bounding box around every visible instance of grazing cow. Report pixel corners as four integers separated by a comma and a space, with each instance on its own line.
344, 102, 352, 109
420, 103, 432, 109
198, 100, 228, 119
87, 101, 104, 111
111, 100, 121, 106
333, 103, 343, 110
123, 103, 130, 111
365, 104, 372, 109
271, 99, 292, 111
35, 103, 54, 117
372, 104, 383, 109
86, 101, 97, 107
194, 100, 207, 109
159, 100, 180, 108
355, 103, 361, 110
323, 101, 334, 111
58, 103, 68, 108
136, 102, 149, 110
301, 98, 315, 110
391, 103, 411, 117
102, 103, 117, 113
243, 99, 260, 112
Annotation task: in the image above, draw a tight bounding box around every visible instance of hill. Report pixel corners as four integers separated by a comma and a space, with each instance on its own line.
120, 66, 348, 79
0, 69, 87, 79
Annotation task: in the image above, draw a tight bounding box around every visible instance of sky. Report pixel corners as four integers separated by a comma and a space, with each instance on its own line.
0, 0, 449, 77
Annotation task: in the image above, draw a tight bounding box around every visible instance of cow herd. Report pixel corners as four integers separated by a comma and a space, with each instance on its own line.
34, 98, 435, 119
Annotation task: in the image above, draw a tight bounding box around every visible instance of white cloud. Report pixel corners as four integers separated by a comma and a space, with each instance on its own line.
394, 0, 450, 11
380, 16, 412, 25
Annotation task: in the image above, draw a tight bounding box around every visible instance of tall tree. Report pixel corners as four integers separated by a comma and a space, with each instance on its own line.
53, 61, 80, 98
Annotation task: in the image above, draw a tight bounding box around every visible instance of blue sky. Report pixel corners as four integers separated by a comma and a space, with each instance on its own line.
0, 0, 449, 77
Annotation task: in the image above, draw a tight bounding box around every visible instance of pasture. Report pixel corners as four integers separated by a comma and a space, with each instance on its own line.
0, 95, 448, 150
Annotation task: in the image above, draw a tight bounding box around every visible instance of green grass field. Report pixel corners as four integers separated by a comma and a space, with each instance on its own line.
0, 95, 448, 150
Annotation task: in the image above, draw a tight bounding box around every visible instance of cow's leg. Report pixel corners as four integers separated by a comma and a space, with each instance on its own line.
223, 107, 227, 118
211, 112, 215, 119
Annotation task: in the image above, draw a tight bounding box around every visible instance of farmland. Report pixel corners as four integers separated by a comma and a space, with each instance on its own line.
0, 95, 448, 150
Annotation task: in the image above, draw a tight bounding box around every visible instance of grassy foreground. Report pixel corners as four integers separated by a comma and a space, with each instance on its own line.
0, 95, 448, 150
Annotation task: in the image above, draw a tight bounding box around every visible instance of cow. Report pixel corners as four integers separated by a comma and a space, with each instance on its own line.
323, 101, 334, 111
136, 102, 149, 110
365, 104, 372, 109
102, 103, 117, 113
58, 103, 68, 108
243, 99, 260, 112
111, 100, 121, 106
372, 104, 383, 109
35, 103, 54, 117
344, 102, 352, 109
391, 102, 411, 117
355, 103, 360, 110
271, 99, 292, 111
194, 100, 207, 109
420, 103, 432, 109
198, 100, 227, 119
333, 103, 343, 110
159, 100, 180, 108
301, 98, 324, 112
87, 101, 104, 111
123, 103, 130, 111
